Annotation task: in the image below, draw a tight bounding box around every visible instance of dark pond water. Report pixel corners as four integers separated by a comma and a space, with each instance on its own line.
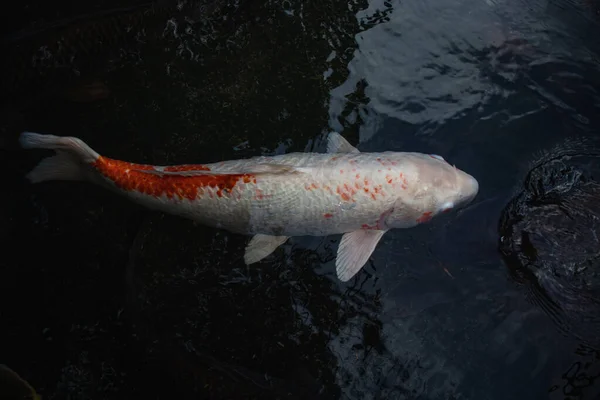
2, 0, 600, 399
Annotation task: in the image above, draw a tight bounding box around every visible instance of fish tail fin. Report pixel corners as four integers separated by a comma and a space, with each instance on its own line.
19, 131, 100, 183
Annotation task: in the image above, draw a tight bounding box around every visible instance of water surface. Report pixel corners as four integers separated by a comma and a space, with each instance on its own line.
1, 0, 600, 398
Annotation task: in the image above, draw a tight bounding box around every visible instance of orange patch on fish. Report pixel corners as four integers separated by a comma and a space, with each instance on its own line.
399, 172, 408, 189
255, 189, 266, 200
416, 211, 433, 223
362, 208, 393, 230
92, 156, 256, 200
337, 182, 356, 202
305, 182, 319, 191
324, 213, 333, 219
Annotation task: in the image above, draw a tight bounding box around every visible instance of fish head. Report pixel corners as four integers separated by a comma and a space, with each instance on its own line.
387, 153, 479, 227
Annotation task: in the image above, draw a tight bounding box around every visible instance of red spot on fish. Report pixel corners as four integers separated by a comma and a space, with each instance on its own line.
341, 193, 351, 201
311, 183, 318, 189
361, 208, 393, 230
355, 173, 360, 179
92, 156, 256, 200
370, 193, 376, 200
324, 213, 333, 219
385, 175, 393, 184
355, 182, 361, 190
391, 161, 398, 166
416, 211, 433, 223
255, 189, 266, 200
364, 178, 369, 186
340, 169, 344, 174
324, 185, 333, 193
398, 172, 408, 188
364, 188, 369, 193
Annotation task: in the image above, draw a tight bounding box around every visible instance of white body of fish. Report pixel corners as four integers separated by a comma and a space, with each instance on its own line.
19, 131, 479, 281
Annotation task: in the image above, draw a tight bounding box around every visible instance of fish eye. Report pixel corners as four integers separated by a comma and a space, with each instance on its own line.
429, 154, 445, 161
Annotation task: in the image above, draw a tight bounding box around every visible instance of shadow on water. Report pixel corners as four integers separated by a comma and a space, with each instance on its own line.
2, 0, 600, 398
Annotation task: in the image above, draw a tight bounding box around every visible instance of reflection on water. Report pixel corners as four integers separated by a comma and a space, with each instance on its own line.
2, 0, 600, 398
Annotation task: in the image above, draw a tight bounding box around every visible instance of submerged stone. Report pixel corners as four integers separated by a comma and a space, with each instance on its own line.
499, 140, 600, 348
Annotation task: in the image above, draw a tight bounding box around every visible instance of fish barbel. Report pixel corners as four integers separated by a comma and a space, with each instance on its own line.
19, 131, 478, 281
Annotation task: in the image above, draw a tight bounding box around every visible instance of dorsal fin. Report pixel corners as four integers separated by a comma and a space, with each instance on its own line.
135, 163, 303, 177
327, 132, 360, 153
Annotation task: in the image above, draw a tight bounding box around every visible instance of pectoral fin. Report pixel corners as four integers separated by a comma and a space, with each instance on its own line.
327, 132, 360, 153
336, 229, 386, 281
244, 234, 290, 264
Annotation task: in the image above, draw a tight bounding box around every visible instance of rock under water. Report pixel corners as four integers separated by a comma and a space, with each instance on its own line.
499, 137, 600, 348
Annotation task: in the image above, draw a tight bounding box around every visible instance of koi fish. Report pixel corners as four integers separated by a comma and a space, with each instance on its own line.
19, 131, 479, 281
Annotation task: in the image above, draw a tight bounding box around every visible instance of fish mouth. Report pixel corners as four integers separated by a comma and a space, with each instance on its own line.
456, 171, 479, 207
467, 175, 479, 201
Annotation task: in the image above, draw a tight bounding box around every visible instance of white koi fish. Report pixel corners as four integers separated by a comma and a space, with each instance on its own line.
19, 131, 478, 281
